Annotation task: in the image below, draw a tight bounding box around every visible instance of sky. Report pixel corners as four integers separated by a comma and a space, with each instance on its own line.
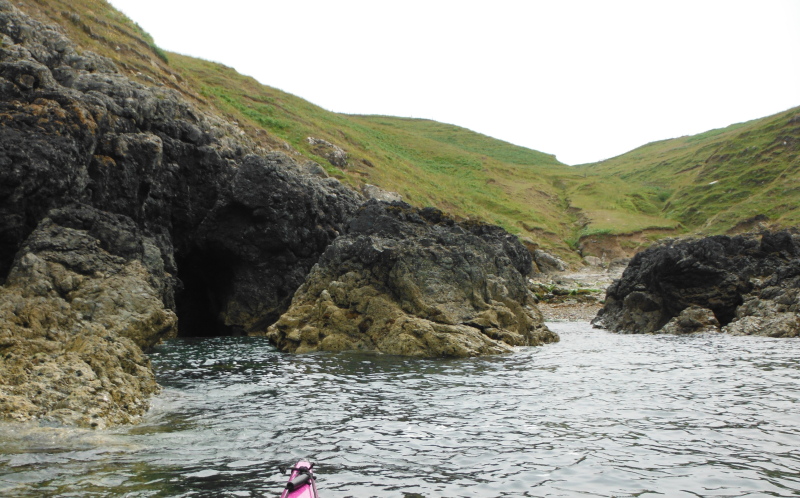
107, 0, 800, 165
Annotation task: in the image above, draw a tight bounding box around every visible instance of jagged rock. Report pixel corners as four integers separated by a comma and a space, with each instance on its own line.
533, 249, 567, 273
723, 313, 800, 338
0, 205, 176, 427
658, 306, 720, 334
361, 183, 403, 203
306, 136, 348, 168
593, 231, 800, 336
263, 201, 558, 356
190, 153, 362, 334
722, 270, 800, 337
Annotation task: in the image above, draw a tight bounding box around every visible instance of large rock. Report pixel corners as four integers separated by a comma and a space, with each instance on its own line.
263, 201, 558, 356
593, 231, 800, 336
188, 153, 362, 335
659, 306, 720, 334
0, 205, 176, 428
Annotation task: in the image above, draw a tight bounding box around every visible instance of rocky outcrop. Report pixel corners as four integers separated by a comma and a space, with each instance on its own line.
0, 205, 176, 428
593, 231, 800, 337
0, 0, 361, 426
532, 249, 568, 273
361, 183, 403, 203
658, 306, 720, 334
263, 201, 558, 357
181, 153, 362, 336
307, 137, 348, 168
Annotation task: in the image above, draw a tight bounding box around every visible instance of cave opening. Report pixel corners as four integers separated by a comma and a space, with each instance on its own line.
174, 249, 239, 338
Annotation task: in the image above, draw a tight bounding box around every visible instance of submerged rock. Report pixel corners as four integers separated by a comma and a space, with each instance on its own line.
263, 201, 558, 356
593, 231, 800, 337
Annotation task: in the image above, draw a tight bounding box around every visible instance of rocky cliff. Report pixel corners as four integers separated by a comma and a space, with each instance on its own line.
0, 0, 362, 426
265, 201, 558, 356
0, 1, 555, 427
593, 231, 800, 337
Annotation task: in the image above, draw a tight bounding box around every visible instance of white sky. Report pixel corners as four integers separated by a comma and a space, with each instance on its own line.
107, 0, 800, 165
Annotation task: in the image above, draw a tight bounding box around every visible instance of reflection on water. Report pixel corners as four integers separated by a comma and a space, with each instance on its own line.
1, 323, 799, 497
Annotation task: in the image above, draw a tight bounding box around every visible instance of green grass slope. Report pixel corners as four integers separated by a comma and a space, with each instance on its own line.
12, 0, 590, 255
574, 108, 800, 235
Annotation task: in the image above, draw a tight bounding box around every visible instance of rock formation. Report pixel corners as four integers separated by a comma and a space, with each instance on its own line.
306, 136, 348, 168
0, 0, 360, 426
593, 231, 800, 337
0, 1, 556, 426
0, 205, 175, 428
264, 201, 558, 356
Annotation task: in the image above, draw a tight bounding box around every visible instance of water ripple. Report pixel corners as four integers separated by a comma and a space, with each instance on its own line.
1, 324, 799, 496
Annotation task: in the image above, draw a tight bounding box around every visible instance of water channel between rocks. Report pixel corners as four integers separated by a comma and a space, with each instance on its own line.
1, 322, 799, 497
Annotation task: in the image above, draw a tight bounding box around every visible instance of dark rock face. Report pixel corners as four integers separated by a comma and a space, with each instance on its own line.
188, 153, 362, 335
264, 201, 559, 356
593, 231, 800, 337
0, 0, 361, 425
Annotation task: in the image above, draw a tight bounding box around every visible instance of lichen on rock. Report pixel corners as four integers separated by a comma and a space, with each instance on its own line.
262, 201, 558, 357
0, 206, 177, 428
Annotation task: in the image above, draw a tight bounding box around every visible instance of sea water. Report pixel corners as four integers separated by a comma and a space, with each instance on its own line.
1, 322, 799, 497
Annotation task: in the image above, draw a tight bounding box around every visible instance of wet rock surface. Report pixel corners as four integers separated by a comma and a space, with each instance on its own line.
264, 201, 559, 356
0, 205, 176, 428
593, 231, 800, 337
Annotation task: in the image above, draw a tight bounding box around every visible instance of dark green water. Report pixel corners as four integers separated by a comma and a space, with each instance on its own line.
1, 322, 799, 497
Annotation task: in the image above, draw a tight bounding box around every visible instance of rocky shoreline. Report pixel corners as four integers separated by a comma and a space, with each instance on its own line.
592, 231, 800, 337
0, 0, 797, 430
0, 0, 559, 427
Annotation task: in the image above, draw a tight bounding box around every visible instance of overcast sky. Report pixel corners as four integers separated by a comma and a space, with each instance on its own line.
107, 0, 800, 165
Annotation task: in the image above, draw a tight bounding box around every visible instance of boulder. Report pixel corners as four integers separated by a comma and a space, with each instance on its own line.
533, 249, 568, 273
307, 136, 348, 168
593, 231, 800, 336
263, 201, 558, 356
658, 306, 720, 334
361, 183, 403, 203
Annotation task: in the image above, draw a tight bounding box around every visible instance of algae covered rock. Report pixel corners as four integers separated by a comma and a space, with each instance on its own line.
263, 201, 558, 357
658, 306, 721, 334
0, 206, 177, 428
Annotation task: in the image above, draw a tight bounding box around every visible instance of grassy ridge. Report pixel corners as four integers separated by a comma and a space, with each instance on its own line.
575, 108, 800, 234
17, 0, 800, 259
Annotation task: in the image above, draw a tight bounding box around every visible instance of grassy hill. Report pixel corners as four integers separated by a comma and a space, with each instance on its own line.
13, 0, 800, 262
573, 109, 800, 234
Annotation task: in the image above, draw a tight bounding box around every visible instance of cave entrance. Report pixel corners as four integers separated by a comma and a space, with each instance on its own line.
174, 250, 239, 338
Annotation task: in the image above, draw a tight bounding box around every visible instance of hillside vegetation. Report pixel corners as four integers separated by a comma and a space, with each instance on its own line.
13, 0, 800, 260
574, 109, 800, 234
